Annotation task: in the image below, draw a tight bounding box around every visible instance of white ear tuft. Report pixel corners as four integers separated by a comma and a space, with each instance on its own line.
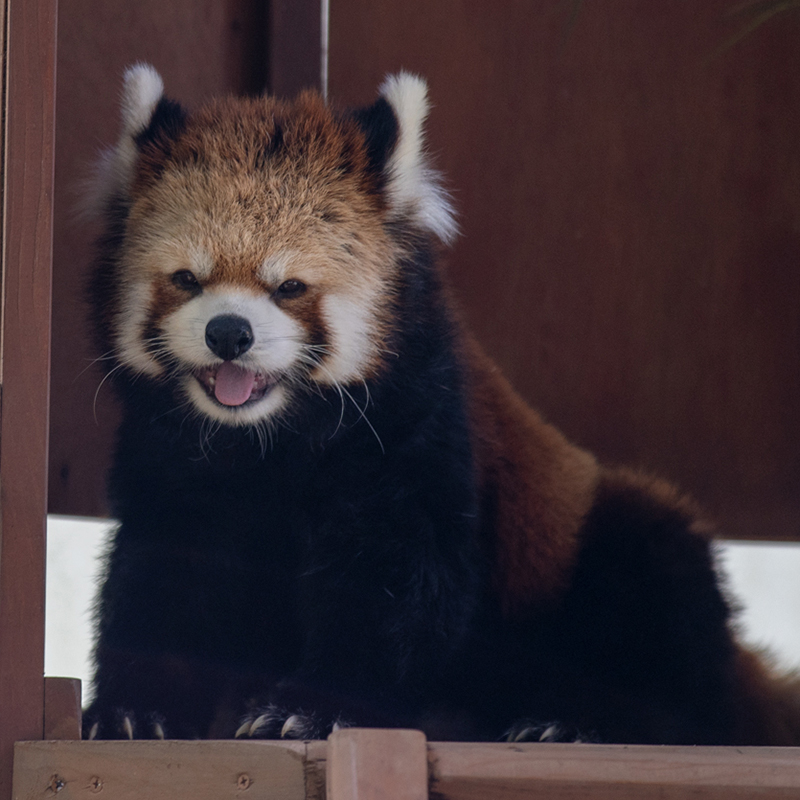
81, 64, 165, 219
379, 72, 457, 244
121, 63, 165, 137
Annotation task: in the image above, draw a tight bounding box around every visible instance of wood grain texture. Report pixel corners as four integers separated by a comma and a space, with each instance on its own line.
329, 1, 800, 540
268, 0, 321, 98
0, 0, 57, 798
13, 738, 800, 799
327, 728, 428, 800
13, 740, 319, 800
429, 742, 800, 799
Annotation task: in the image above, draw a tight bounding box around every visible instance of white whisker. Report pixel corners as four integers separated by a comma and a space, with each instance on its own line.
93, 362, 126, 423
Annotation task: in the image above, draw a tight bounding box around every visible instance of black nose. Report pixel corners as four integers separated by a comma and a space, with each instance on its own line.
205, 315, 254, 360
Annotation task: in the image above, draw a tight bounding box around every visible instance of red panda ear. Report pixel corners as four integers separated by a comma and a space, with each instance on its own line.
84, 64, 184, 216
133, 97, 187, 153
120, 64, 165, 139
375, 73, 458, 244
350, 96, 400, 177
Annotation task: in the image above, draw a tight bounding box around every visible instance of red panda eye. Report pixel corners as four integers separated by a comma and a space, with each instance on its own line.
276, 279, 306, 297
172, 270, 200, 291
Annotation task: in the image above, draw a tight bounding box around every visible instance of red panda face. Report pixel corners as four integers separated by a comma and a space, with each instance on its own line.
92, 66, 455, 427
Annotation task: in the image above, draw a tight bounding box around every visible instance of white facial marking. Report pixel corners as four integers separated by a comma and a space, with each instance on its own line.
169, 287, 303, 424
259, 251, 297, 285
314, 294, 377, 385
163, 287, 302, 373
117, 282, 308, 424
116, 279, 161, 377
186, 247, 214, 281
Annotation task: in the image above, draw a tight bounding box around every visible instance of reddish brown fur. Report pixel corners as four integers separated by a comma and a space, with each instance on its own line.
465, 338, 599, 612
732, 646, 800, 745
89, 72, 800, 744
468, 349, 800, 742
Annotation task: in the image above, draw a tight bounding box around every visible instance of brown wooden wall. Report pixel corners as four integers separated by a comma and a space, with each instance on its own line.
49, 1, 800, 541
328, 1, 800, 540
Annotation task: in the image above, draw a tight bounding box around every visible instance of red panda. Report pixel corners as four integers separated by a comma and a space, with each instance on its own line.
83, 64, 800, 744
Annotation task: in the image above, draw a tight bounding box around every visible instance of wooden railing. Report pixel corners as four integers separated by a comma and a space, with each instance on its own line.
13, 726, 800, 799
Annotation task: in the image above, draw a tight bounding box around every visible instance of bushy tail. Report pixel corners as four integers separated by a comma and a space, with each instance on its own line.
734, 645, 800, 745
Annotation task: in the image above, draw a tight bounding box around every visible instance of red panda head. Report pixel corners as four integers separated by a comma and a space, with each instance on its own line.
91, 65, 456, 427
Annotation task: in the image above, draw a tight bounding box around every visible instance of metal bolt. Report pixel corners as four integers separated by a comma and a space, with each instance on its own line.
237, 773, 252, 790
89, 776, 104, 793
48, 775, 65, 794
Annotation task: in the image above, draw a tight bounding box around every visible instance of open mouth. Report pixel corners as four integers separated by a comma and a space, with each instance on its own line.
193, 363, 277, 407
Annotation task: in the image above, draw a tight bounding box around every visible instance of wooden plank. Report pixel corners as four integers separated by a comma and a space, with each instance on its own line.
327, 729, 428, 800
44, 679, 82, 741
12, 740, 323, 800
268, 0, 322, 98
428, 742, 800, 800
14, 739, 800, 800
0, 0, 5, 373
0, 0, 57, 798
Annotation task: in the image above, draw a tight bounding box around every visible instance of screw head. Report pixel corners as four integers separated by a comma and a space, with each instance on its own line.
237, 773, 252, 790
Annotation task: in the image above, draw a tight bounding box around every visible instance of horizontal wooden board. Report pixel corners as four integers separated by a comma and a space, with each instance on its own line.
429, 742, 800, 800
14, 737, 800, 800
13, 740, 326, 800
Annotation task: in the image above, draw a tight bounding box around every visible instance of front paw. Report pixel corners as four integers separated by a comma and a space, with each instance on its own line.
505, 720, 597, 743
83, 707, 167, 740
234, 703, 351, 740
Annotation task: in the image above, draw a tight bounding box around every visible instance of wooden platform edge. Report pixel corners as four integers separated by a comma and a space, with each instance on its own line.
428, 741, 800, 799
12, 736, 800, 800
12, 739, 320, 800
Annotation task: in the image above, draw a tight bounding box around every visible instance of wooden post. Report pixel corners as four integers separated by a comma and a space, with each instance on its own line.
327, 729, 429, 800
0, 0, 57, 797
44, 679, 82, 741
268, 0, 323, 98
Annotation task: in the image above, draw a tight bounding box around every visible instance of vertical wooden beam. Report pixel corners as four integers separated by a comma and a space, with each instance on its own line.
327, 729, 429, 800
268, 0, 322, 98
0, 0, 57, 797
43, 678, 82, 740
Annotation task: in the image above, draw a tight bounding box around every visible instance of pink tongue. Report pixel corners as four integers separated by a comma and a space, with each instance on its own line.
214, 362, 257, 406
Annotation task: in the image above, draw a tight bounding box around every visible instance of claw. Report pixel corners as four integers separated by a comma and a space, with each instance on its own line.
122, 716, 134, 740
512, 727, 535, 742
249, 713, 272, 737
234, 720, 252, 739
539, 725, 559, 742
88, 722, 99, 741
281, 714, 301, 739
153, 722, 165, 740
